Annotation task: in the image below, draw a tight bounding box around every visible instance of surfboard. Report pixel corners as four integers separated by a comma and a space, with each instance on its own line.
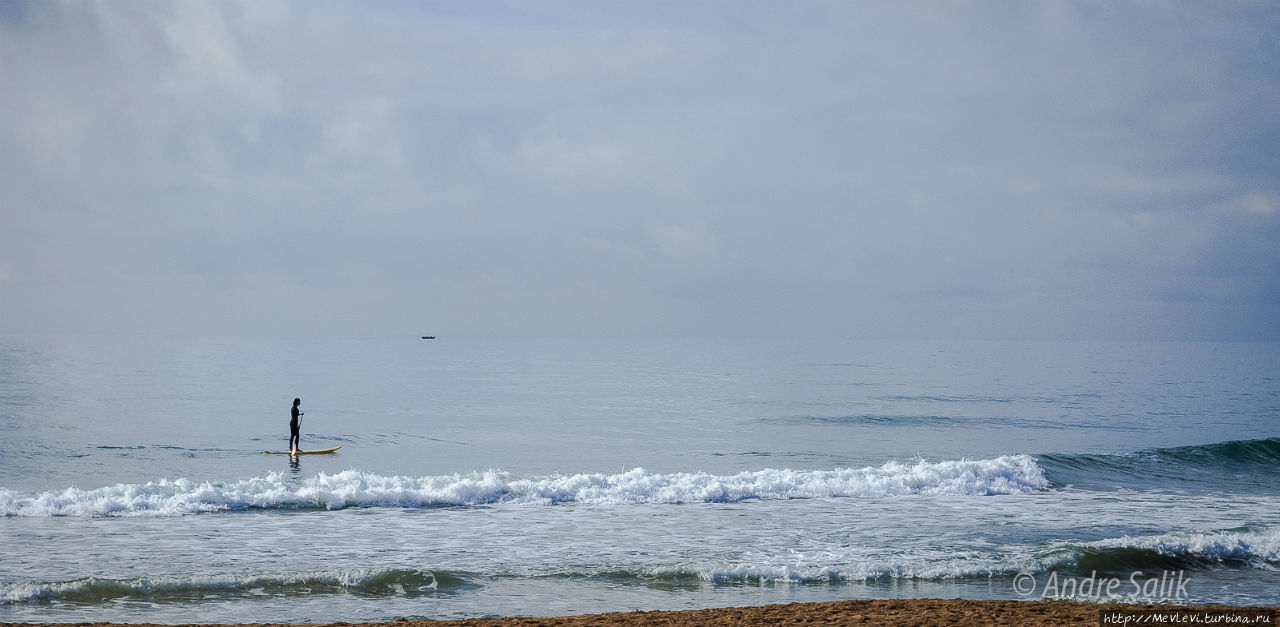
262, 446, 342, 455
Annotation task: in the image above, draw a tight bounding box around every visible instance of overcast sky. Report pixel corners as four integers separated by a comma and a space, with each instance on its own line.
2, 1, 1278, 339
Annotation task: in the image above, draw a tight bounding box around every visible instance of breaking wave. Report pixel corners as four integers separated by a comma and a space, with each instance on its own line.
564, 526, 1280, 586
4, 528, 1274, 606
1066, 526, 1280, 572
0, 454, 1047, 517
1, 568, 465, 605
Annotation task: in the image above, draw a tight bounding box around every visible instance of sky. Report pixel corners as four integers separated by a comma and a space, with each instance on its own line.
1, 1, 1278, 340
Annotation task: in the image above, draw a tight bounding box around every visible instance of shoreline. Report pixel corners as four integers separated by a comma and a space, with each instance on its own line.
5, 599, 1276, 627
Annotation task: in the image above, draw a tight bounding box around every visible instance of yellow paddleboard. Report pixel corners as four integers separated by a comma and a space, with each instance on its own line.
262, 446, 342, 455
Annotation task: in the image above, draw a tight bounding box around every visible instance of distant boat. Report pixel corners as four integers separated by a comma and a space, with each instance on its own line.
421, 336, 436, 340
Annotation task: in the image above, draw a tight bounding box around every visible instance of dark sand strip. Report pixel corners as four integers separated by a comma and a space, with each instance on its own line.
6, 599, 1275, 626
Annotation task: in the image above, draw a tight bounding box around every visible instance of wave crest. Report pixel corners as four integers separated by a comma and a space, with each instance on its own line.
1073, 527, 1280, 570
0, 569, 462, 605
0, 455, 1047, 517
572, 526, 1280, 587
1037, 437, 1280, 490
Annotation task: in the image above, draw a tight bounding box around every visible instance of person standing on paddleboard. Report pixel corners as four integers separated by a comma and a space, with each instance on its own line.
289, 398, 304, 453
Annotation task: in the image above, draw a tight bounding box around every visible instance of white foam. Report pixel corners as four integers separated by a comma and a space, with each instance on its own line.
623, 527, 1280, 586
0, 455, 1048, 517
644, 545, 1051, 584
0, 568, 439, 604
1083, 527, 1280, 564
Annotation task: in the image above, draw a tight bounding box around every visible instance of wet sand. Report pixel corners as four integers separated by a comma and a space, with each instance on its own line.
7, 599, 1275, 626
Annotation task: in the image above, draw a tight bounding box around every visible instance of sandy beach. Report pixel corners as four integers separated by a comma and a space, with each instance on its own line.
6, 599, 1275, 627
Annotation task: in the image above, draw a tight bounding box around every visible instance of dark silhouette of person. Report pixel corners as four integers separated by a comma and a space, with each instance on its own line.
289, 398, 304, 453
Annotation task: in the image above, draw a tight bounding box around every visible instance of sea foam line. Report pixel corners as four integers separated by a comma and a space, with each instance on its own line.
0, 454, 1048, 517
607, 527, 1280, 586
1078, 527, 1280, 566
6, 528, 1275, 605
0, 568, 453, 604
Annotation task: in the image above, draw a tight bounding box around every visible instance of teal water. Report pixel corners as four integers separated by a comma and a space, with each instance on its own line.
1, 337, 1278, 622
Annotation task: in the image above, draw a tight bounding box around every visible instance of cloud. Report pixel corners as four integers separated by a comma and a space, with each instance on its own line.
1, 1, 1277, 339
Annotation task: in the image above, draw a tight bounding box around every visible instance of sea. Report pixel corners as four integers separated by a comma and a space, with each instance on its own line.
1, 335, 1278, 623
